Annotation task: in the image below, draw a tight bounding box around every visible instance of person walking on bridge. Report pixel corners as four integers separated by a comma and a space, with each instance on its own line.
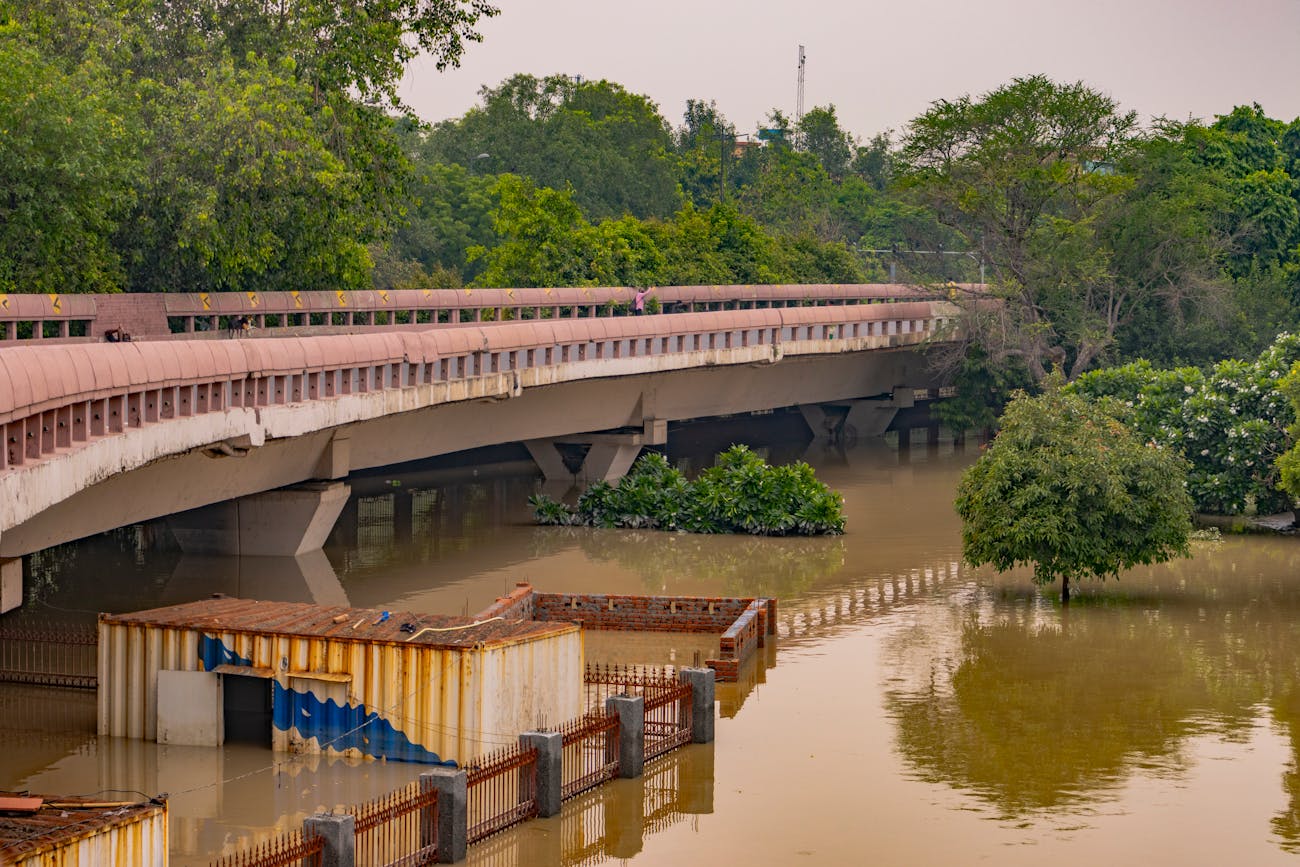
633, 287, 652, 315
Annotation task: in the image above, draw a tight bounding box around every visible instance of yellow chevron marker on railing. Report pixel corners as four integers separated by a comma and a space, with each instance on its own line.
246, 292, 260, 308
336, 290, 347, 307
200, 293, 211, 311
49, 294, 62, 314
292, 291, 303, 308
0, 294, 8, 310
379, 290, 390, 304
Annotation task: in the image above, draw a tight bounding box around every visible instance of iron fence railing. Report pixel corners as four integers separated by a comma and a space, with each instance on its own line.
0, 620, 98, 689
348, 779, 439, 867
643, 682, 692, 761
209, 828, 323, 867
559, 710, 621, 800
466, 744, 539, 844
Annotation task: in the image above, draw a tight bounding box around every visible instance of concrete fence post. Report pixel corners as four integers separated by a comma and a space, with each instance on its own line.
304, 813, 355, 867
421, 767, 468, 863
520, 731, 563, 817
606, 695, 644, 779
679, 667, 716, 744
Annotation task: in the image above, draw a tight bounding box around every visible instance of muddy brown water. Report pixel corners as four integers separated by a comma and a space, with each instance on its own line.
5, 431, 1300, 865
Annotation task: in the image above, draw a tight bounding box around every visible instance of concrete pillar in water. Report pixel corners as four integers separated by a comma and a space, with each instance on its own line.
0, 557, 20, 614
168, 481, 350, 557
520, 731, 563, 818
577, 441, 643, 483
523, 439, 572, 483
679, 667, 716, 744
303, 813, 355, 867
606, 694, 645, 779
420, 767, 467, 864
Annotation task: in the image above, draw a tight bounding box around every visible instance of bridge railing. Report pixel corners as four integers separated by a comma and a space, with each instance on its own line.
0, 283, 978, 344
0, 302, 956, 474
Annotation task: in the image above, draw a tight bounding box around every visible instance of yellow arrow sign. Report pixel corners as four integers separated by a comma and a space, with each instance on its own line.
246, 292, 260, 308
423, 290, 432, 300
292, 291, 303, 309
378, 290, 390, 305
544, 287, 553, 296
200, 293, 211, 311
464, 288, 473, 297
336, 290, 348, 307
0, 294, 8, 310
506, 288, 515, 299
48, 294, 62, 314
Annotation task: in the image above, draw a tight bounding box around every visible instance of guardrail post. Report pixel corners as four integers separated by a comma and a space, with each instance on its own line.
606, 695, 644, 779
304, 813, 355, 867
679, 667, 716, 744
421, 767, 467, 863
520, 731, 563, 817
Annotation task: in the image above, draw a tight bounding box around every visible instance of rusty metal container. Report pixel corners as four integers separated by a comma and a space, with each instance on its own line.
98, 599, 583, 765
0, 795, 167, 866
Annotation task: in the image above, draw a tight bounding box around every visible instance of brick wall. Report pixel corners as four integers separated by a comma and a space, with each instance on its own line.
532, 593, 752, 633
476, 583, 536, 621
476, 586, 776, 683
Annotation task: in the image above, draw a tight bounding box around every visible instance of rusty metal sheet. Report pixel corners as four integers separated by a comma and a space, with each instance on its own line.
0, 797, 43, 813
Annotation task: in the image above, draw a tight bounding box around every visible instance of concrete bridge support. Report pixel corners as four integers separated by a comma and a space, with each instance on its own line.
525, 419, 668, 486
1, 558, 19, 614
167, 481, 350, 557
800, 389, 915, 445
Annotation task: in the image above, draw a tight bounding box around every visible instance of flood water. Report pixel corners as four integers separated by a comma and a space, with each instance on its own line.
5, 419, 1300, 865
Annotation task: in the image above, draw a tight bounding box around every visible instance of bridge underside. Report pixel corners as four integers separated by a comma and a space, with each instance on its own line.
0, 347, 936, 559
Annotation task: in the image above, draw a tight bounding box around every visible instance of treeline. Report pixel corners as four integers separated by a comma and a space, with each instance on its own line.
3, 2, 1300, 379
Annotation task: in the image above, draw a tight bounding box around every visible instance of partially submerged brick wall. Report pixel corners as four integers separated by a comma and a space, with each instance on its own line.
478, 585, 776, 683
532, 593, 752, 633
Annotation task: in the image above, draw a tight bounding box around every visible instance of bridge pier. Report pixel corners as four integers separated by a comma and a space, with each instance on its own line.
800, 389, 915, 445
525, 420, 668, 486
167, 481, 350, 557
1, 557, 19, 613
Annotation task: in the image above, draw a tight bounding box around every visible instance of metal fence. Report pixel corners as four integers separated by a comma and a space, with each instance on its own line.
583, 664, 692, 761
347, 779, 439, 867
559, 710, 621, 800
209, 828, 323, 867
466, 744, 539, 844
0, 620, 98, 689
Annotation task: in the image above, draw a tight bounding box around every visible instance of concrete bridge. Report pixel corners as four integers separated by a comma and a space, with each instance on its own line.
0, 285, 968, 611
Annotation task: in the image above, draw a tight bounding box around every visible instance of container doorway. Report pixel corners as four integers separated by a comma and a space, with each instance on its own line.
223, 674, 273, 746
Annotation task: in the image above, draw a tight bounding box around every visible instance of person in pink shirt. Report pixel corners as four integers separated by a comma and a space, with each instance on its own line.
633, 287, 651, 314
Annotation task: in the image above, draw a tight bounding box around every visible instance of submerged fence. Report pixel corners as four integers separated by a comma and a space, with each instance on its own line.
466, 744, 539, 844
559, 710, 621, 800
0, 619, 97, 689
348, 779, 440, 867
209, 827, 324, 867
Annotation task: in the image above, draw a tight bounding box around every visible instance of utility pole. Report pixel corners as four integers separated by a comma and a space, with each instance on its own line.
795, 45, 806, 146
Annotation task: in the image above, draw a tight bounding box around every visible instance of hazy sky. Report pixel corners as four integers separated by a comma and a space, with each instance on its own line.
398, 0, 1300, 141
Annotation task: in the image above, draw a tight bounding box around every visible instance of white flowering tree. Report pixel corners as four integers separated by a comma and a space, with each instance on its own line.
1071, 333, 1300, 515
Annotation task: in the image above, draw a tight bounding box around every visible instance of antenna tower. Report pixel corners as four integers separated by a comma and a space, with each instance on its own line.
795, 45, 806, 140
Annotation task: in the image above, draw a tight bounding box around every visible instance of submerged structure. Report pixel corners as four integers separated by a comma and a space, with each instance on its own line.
98, 598, 582, 764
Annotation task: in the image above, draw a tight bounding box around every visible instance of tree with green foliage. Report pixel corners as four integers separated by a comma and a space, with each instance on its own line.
955, 381, 1193, 602
900, 75, 1139, 380
530, 447, 845, 536
424, 74, 681, 220
797, 104, 854, 180
0, 26, 137, 293
1072, 332, 1300, 515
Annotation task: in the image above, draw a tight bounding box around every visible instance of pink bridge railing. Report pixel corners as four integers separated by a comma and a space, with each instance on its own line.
0, 301, 955, 472
0, 283, 976, 343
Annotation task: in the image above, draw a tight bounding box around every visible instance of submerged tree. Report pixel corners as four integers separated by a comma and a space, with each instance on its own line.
954, 380, 1193, 602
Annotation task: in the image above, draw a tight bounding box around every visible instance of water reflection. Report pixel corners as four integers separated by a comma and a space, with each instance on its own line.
467, 745, 715, 867
880, 538, 1300, 847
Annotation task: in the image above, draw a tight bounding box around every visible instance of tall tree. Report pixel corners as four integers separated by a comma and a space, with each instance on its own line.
900, 75, 1138, 380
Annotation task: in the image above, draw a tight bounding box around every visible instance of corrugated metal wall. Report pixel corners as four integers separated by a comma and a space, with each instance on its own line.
98, 621, 582, 765
12, 806, 167, 867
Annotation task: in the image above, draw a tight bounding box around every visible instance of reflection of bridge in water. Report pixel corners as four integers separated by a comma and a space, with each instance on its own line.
775, 558, 965, 644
